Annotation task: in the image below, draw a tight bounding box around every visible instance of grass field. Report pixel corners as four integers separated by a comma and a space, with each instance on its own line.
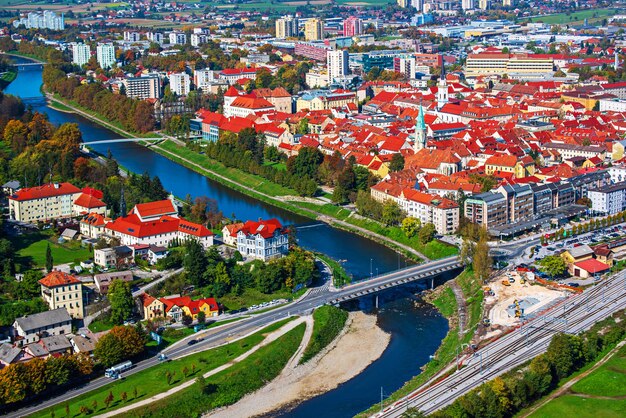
216, 286, 305, 311
529, 8, 619, 25
527, 343, 626, 418
300, 305, 348, 364
14, 230, 92, 270
31, 318, 294, 418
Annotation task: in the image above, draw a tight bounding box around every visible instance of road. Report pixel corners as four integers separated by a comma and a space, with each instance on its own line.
5, 256, 459, 417
374, 269, 626, 417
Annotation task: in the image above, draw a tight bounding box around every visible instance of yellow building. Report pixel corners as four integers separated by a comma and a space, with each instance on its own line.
304, 18, 324, 41
561, 245, 594, 268
39, 271, 85, 319
296, 91, 357, 111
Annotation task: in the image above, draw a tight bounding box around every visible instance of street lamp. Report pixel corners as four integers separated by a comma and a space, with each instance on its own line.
370, 258, 373, 279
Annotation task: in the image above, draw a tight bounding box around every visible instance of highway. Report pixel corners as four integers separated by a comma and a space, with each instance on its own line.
5, 256, 460, 417
374, 270, 626, 417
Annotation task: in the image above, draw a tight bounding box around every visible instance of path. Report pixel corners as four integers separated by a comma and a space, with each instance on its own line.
151, 141, 429, 261
94, 317, 307, 418
448, 280, 467, 334
518, 339, 626, 418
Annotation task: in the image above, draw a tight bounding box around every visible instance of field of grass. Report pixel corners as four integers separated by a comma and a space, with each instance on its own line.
215, 286, 304, 311
126, 323, 306, 417
31, 319, 294, 418
315, 252, 352, 287
14, 230, 92, 270
526, 343, 626, 418
529, 8, 618, 25
0, 69, 17, 89
300, 305, 348, 364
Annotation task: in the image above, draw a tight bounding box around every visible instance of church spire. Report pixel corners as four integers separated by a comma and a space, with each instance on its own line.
414, 101, 427, 152
437, 53, 449, 110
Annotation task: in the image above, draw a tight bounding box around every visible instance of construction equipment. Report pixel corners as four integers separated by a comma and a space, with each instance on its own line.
501, 279, 511, 286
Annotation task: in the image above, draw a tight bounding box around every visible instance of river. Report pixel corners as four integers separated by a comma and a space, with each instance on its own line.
5, 57, 450, 417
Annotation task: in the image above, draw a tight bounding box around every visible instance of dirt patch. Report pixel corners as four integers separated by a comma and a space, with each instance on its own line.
207, 311, 390, 418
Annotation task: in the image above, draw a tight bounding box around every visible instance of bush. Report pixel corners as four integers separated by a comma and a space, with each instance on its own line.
300, 306, 349, 364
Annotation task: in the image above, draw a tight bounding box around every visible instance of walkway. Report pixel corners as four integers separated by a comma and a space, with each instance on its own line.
448, 280, 467, 334
94, 317, 307, 418
152, 141, 429, 261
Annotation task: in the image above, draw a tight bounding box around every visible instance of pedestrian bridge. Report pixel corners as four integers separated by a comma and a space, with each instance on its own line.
328, 256, 463, 305
82, 138, 163, 146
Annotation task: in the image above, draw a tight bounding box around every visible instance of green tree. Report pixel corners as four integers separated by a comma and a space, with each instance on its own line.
401, 217, 421, 238
197, 311, 206, 324
538, 255, 567, 278
418, 223, 436, 244
45, 243, 53, 273
389, 153, 405, 172
546, 333, 585, 379
473, 237, 492, 282
108, 280, 134, 325
181, 314, 192, 326
381, 200, 404, 226
183, 239, 208, 287
93, 333, 124, 368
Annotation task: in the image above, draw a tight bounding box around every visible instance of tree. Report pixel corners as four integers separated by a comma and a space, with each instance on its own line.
181, 314, 192, 326
546, 333, 585, 379
184, 239, 208, 287
197, 311, 206, 324
93, 333, 124, 368
401, 217, 421, 238
45, 243, 53, 273
108, 280, 134, 325
538, 255, 567, 279
381, 200, 404, 226
104, 391, 114, 409
94, 325, 145, 367
389, 153, 405, 172
473, 237, 492, 282
418, 223, 436, 244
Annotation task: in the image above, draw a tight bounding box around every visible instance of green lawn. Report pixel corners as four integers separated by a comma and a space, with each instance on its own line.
14, 230, 92, 270
527, 344, 626, 418
88, 318, 115, 333
215, 286, 304, 312
529, 8, 618, 25
316, 252, 352, 287
30, 318, 295, 418
431, 286, 456, 318
126, 323, 306, 417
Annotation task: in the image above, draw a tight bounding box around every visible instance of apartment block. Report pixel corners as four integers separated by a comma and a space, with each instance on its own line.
39, 271, 85, 319
96, 43, 115, 69
124, 75, 162, 100
464, 192, 508, 229
589, 182, 626, 215
72, 43, 90, 67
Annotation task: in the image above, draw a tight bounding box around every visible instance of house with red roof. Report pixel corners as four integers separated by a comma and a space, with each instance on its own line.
236, 218, 289, 261
106, 201, 213, 249
140, 294, 219, 322
80, 212, 111, 239
39, 271, 85, 319
8, 182, 107, 223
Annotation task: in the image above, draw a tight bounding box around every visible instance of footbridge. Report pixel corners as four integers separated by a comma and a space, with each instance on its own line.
328, 256, 463, 305
82, 138, 163, 146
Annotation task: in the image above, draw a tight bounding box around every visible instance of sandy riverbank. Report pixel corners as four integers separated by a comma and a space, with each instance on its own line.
207, 311, 391, 418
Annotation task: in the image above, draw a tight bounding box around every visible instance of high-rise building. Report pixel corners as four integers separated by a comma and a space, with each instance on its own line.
147, 32, 164, 44
72, 43, 91, 67
190, 33, 207, 47
124, 75, 162, 100
343, 17, 363, 37
462, 0, 475, 10
123, 31, 141, 42
327, 49, 349, 83
478, 0, 489, 10
169, 73, 191, 96
410, 0, 424, 11
275, 16, 299, 39
397, 0, 409, 7
394, 56, 417, 79
169, 32, 187, 45
304, 18, 324, 41
13, 10, 64, 30
502, 0, 512, 6
96, 43, 116, 69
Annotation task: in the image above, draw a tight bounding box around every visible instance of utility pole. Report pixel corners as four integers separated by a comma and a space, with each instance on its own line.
380, 386, 384, 413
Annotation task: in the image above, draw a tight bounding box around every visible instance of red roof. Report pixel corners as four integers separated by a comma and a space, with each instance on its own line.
574, 259, 610, 274
238, 218, 284, 239
106, 214, 213, 238
10, 183, 81, 201
39, 271, 81, 288
74, 193, 106, 209
81, 187, 104, 199
133, 200, 177, 218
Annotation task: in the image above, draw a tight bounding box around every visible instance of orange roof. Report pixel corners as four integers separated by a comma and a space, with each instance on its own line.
74, 193, 106, 209
10, 183, 81, 201
106, 214, 213, 238
134, 200, 177, 218
485, 154, 518, 168
230, 96, 274, 110
39, 271, 81, 288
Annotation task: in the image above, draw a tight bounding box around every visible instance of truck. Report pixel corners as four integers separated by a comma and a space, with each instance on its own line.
105, 360, 133, 378
501, 279, 511, 286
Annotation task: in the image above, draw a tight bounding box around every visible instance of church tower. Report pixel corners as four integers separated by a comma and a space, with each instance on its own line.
414, 103, 427, 152
437, 54, 449, 110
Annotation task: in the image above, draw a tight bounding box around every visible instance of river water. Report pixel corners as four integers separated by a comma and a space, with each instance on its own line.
5, 57, 451, 417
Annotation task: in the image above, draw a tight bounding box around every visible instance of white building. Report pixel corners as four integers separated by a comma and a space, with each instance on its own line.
190, 33, 207, 47
169, 72, 191, 96
147, 32, 164, 44
327, 49, 349, 83
13, 10, 64, 30
236, 219, 289, 261
462, 0, 475, 10
599, 98, 626, 113
124, 75, 162, 99
275, 16, 299, 39
169, 32, 187, 45
72, 43, 91, 67
589, 182, 626, 215
96, 43, 116, 69
124, 31, 141, 42
13, 309, 72, 345
395, 56, 417, 79
38, 271, 85, 319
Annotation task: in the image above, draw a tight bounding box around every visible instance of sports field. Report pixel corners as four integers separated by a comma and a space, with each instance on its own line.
529, 8, 620, 25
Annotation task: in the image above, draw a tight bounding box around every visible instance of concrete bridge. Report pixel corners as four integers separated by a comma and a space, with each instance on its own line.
328, 255, 463, 305
82, 137, 163, 146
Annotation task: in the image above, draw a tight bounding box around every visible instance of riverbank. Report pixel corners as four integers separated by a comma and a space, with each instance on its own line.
0, 69, 17, 90
208, 311, 390, 418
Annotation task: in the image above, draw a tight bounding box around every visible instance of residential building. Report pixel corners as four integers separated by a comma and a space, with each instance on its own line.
306, 67, 330, 88
80, 212, 110, 239
296, 90, 358, 111
304, 18, 324, 41
96, 43, 115, 69
93, 271, 133, 294
222, 223, 244, 246
105, 200, 214, 249
141, 295, 219, 322
72, 43, 90, 67
13, 10, 64, 30
275, 16, 298, 38
218, 68, 259, 85
8, 183, 106, 223
541, 143, 606, 160
124, 31, 141, 42
147, 32, 164, 44
529, 183, 554, 215
588, 182, 626, 215
169, 32, 187, 45
478, 0, 489, 9
93, 246, 134, 269
462, 0, 475, 10
236, 218, 289, 261
327, 49, 349, 83
397, 0, 409, 7
123, 75, 162, 100
295, 42, 332, 61
169, 73, 191, 96
464, 192, 508, 229
343, 17, 363, 37
464, 53, 554, 79
190, 33, 207, 47
12, 309, 72, 345
39, 271, 85, 319
394, 56, 417, 79
496, 184, 534, 223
